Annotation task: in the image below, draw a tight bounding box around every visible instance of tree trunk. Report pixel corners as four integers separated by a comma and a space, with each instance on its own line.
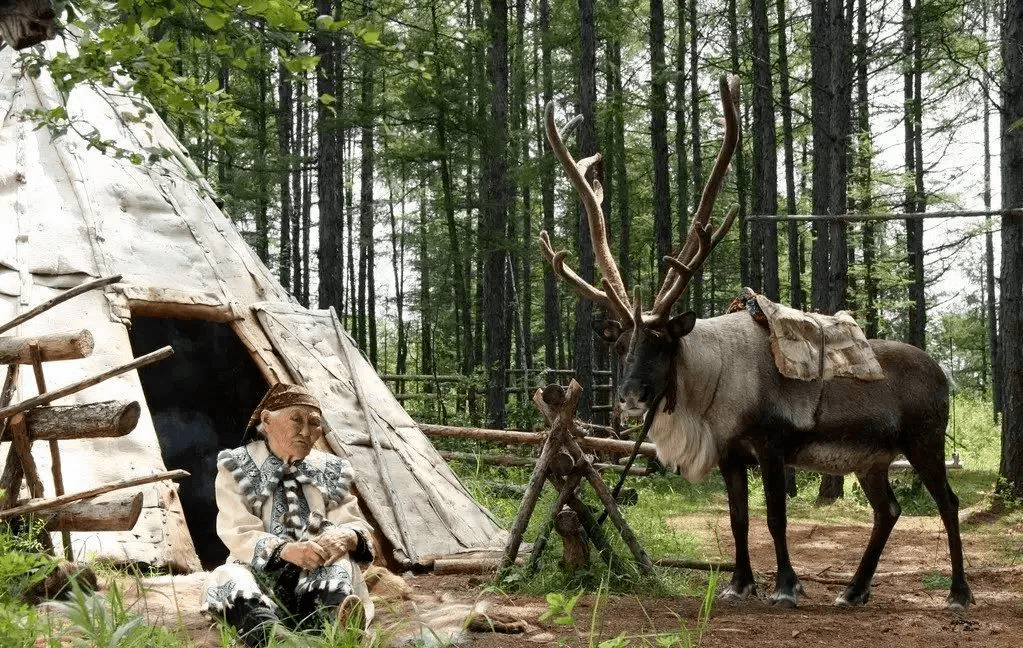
483, 0, 510, 428
855, 0, 877, 338
574, 0, 598, 420
315, 0, 344, 313
689, 0, 704, 315
254, 36, 270, 264
728, 0, 750, 291
278, 62, 293, 291
674, 0, 688, 271
650, 0, 672, 281
539, 0, 561, 379
359, 3, 377, 365
984, 0, 1002, 417
751, 0, 779, 301
776, 0, 801, 309
903, 0, 926, 349
999, 0, 1023, 501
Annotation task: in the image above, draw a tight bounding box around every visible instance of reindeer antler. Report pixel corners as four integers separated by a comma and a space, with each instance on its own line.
540, 101, 634, 325
650, 75, 741, 320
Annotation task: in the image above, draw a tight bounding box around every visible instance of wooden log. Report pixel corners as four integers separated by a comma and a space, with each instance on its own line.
434, 556, 522, 575
0, 469, 189, 519
577, 451, 654, 574
0, 275, 121, 336
24, 401, 141, 441
499, 423, 564, 571
438, 451, 649, 476
0, 365, 22, 509
35, 491, 144, 533
551, 449, 575, 476
555, 509, 589, 571
653, 556, 735, 572
8, 414, 44, 499
0, 330, 94, 365
29, 341, 72, 560
419, 423, 658, 458
0, 346, 173, 421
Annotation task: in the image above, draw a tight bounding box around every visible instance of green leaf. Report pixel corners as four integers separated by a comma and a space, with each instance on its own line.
201, 11, 228, 31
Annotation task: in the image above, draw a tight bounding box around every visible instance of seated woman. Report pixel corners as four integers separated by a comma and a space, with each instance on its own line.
201, 383, 375, 647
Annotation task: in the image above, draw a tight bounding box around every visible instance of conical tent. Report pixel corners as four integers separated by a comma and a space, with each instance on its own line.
0, 38, 505, 571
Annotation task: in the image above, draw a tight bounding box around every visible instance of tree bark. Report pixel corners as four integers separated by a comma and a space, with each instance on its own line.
278, 62, 293, 291
539, 0, 561, 379
315, 0, 345, 313
359, 3, 378, 365
776, 0, 802, 309
483, 0, 511, 427
999, 0, 1023, 500
752, 0, 779, 300
904, 0, 927, 349
689, 0, 704, 315
650, 0, 672, 281
574, 0, 598, 420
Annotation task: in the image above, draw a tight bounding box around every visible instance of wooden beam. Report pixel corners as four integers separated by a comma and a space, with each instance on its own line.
0, 275, 121, 336
0, 469, 189, 519
438, 450, 649, 476
0, 330, 94, 364
35, 491, 144, 533
24, 401, 141, 441
0, 346, 173, 421
419, 423, 658, 458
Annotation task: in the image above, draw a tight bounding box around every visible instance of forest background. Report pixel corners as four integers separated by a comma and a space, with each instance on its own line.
22, 0, 1023, 499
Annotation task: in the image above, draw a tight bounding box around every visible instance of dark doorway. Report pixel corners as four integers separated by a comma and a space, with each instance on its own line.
129, 317, 268, 569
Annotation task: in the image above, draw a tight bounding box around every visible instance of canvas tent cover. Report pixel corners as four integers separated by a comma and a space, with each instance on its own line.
0, 37, 505, 570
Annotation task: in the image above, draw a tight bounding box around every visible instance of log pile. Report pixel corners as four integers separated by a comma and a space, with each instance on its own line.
0, 275, 186, 559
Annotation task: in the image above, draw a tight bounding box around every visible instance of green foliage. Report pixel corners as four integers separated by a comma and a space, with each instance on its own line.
0, 520, 57, 604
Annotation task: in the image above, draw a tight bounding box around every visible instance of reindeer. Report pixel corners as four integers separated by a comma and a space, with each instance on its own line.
540, 76, 972, 611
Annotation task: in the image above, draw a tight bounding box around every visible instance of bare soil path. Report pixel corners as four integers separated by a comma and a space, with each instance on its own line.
107, 511, 1023, 647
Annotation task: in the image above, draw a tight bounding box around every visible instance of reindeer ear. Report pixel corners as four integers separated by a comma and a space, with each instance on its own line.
667, 312, 697, 338
593, 318, 625, 343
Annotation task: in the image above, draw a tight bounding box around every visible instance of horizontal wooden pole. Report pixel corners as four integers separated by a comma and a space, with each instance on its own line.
0, 469, 188, 519
24, 400, 141, 441
419, 423, 658, 457
433, 556, 522, 574
34, 491, 143, 533
438, 450, 649, 475
0, 275, 122, 336
652, 556, 735, 572
0, 330, 95, 365
0, 346, 172, 421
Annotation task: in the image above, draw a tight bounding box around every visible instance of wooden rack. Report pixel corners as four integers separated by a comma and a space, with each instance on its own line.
0, 275, 186, 559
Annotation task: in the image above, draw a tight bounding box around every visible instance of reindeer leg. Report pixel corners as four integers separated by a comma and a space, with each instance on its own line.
719, 458, 756, 601
760, 455, 802, 607
903, 449, 973, 611
836, 469, 899, 606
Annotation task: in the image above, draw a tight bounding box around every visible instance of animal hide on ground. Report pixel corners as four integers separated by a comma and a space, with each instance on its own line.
727, 288, 885, 382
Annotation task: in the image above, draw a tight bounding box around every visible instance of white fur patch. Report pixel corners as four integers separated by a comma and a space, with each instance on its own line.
647, 400, 719, 482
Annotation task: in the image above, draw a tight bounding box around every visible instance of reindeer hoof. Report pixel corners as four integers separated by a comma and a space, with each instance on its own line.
769, 592, 799, 608
835, 587, 870, 607
946, 588, 973, 613
719, 582, 755, 601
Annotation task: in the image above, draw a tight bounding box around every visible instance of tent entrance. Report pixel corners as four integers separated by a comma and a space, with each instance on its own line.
128, 316, 268, 569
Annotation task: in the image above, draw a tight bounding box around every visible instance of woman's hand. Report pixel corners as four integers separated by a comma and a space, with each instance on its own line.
280, 540, 329, 571
313, 528, 360, 565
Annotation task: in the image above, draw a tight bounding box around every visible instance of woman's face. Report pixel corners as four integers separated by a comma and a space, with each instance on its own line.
261, 404, 324, 462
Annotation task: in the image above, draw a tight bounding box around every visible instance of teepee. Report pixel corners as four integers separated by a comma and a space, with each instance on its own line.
0, 37, 505, 572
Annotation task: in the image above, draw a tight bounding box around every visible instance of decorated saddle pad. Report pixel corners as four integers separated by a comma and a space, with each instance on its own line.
726, 288, 885, 382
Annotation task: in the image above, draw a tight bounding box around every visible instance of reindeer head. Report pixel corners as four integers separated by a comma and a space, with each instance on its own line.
541, 75, 741, 419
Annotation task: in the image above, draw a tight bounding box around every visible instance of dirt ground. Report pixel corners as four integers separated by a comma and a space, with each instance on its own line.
106, 510, 1023, 647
